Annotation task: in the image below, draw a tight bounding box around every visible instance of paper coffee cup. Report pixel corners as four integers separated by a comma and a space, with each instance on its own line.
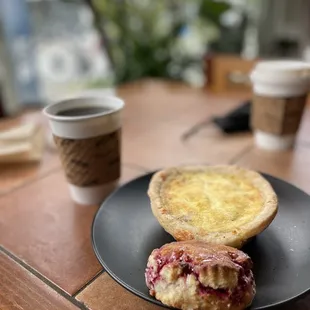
250, 60, 310, 150
43, 95, 124, 205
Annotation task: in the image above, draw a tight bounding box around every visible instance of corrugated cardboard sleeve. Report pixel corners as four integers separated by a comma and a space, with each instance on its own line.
251, 95, 307, 135
54, 129, 121, 187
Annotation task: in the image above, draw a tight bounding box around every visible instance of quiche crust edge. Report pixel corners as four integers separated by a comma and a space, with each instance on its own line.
148, 165, 278, 248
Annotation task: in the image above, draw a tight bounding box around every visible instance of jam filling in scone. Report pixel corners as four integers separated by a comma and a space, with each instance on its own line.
145, 241, 256, 310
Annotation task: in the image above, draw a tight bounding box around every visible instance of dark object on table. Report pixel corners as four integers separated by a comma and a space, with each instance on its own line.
213, 101, 251, 133
92, 171, 310, 309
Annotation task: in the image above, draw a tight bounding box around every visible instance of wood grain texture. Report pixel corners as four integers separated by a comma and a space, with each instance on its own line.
2, 80, 310, 309
235, 144, 310, 193
206, 54, 257, 93
120, 80, 248, 169
76, 273, 162, 310
184, 124, 253, 165
0, 165, 146, 295
0, 110, 61, 195
0, 151, 60, 196
0, 250, 78, 310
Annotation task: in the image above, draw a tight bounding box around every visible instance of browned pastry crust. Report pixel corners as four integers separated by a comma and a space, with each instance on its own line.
145, 241, 256, 310
148, 165, 278, 248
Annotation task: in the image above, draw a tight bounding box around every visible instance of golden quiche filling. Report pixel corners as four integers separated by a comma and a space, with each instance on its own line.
148, 165, 278, 248
161, 171, 264, 233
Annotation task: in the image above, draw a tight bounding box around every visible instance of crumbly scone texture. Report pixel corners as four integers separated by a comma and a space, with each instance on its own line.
148, 165, 278, 248
145, 241, 256, 310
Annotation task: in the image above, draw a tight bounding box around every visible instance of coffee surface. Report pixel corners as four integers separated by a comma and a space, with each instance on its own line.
57, 106, 111, 117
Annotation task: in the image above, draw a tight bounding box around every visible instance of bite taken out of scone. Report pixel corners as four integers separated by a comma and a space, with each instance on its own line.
148, 165, 278, 248
145, 241, 255, 310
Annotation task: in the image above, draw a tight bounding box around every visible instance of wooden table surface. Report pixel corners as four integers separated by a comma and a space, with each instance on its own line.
0, 80, 310, 310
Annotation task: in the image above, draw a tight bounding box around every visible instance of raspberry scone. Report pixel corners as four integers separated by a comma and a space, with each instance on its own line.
145, 241, 256, 310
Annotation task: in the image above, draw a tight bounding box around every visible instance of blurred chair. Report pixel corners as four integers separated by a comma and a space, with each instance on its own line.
204, 54, 258, 94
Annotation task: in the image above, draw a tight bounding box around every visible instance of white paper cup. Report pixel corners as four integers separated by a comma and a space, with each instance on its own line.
43, 94, 124, 205
254, 131, 295, 151
250, 60, 310, 150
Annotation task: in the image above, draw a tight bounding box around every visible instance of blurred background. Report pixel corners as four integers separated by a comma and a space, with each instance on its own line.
1, 0, 310, 116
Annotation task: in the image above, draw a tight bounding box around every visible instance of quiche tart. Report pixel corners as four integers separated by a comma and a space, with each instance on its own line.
145, 240, 256, 310
148, 165, 278, 248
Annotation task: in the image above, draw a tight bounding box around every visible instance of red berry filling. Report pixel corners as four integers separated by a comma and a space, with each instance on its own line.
145, 250, 254, 304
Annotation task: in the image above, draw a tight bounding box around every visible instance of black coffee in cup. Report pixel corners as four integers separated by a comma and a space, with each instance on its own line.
57, 106, 111, 117
43, 95, 124, 205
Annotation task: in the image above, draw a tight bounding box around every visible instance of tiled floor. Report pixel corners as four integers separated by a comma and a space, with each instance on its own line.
1, 80, 310, 309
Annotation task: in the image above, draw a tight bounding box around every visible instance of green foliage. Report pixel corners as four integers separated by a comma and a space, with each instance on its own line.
199, 0, 231, 27
88, 0, 231, 84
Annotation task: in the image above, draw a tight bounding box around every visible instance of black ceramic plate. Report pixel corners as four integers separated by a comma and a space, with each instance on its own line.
92, 172, 310, 309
